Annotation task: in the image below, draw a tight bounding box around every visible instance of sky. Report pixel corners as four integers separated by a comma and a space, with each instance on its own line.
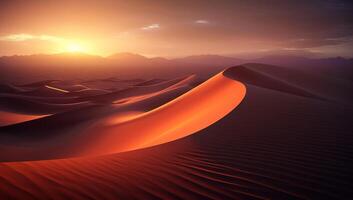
1, 0, 353, 58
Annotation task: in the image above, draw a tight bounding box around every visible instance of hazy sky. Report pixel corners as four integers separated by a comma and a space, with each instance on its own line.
1, 0, 353, 57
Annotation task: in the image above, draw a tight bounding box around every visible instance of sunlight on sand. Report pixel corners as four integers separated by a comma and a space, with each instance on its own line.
81, 71, 246, 156
45, 85, 69, 93
0, 111, 49, 126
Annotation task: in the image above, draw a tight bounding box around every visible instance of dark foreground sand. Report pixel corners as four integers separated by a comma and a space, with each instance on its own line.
0, 64, 352, 199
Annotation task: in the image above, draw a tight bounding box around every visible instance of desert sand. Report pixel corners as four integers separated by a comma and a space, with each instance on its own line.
0, 64, 352, 199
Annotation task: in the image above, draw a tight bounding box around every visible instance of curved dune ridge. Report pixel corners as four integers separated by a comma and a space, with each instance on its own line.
1, 65, 353, 199
0, 69, 246, 161
80, 72, 246, 156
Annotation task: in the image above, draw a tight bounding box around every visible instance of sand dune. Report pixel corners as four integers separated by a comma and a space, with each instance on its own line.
0, 76, 196, 119
0, 111, 48, 126
0, 65, 352, 199
0, 70, 245, 161
241, 63, 353, 105
19, 80, 59, 87
82, 75, 198, 103
79, 72, 245, 156
134, 78, 166, 86
224, 65, 325, 100
0, 95, 93, 115
48, 82, 89, 92
0, 83, 27, 93
0, 75, 197, 143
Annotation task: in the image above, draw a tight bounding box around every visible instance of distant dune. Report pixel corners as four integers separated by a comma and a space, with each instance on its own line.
0, 111, 48, 126
0, 64, 352, 199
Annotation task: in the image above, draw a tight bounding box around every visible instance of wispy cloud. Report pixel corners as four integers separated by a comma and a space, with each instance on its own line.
141, 24, 160, 30
0, 33, 64, 42
195, 20, 209, 24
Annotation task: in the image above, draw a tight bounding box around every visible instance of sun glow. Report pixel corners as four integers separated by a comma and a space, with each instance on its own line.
66, 43, 86, 53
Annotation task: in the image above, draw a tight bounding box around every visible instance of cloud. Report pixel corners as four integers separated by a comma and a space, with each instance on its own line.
0, 34, 34, 41
284, 37, 353, 48
0, 33, 63, 42
141, 24, 160, 30
195, 20, 209, 24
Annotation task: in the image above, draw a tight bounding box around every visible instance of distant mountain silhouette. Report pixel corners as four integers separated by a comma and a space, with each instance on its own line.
0, 52, 352, 83
174, 54, 244, 67
107, 52, 149, 62
0, 53, 192, 83
251, 56, 353, 80
173, 55, 353, 81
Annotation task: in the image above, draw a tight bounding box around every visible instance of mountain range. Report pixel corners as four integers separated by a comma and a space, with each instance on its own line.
1, 52, 352, 83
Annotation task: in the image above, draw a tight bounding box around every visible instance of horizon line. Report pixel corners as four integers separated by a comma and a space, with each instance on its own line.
0, 52, 352, 60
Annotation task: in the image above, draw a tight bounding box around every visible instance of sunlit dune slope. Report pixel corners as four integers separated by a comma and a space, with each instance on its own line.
80, 72, 246, 156
0, 111, 48, 127
0, 70, 245, 161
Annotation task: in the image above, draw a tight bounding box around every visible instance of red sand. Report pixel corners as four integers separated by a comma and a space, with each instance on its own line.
1, 65, 352, 199
79, 73, 246, 156
0, 70, 245, 160
0, 111, 48, 126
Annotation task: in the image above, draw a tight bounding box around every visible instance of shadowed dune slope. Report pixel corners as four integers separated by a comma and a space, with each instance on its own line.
0, 83, 27, 93
224, 65, 325, 100
81, 75, 198, 103
0, 95, 93, 115
0, 66, 352, 199
240, 63, 353, 105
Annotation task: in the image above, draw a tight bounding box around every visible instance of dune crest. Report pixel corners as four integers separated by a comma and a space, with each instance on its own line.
81, 70, 246, 156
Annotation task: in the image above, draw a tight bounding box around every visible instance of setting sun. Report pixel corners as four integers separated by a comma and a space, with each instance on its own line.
66, 43, 85, 53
